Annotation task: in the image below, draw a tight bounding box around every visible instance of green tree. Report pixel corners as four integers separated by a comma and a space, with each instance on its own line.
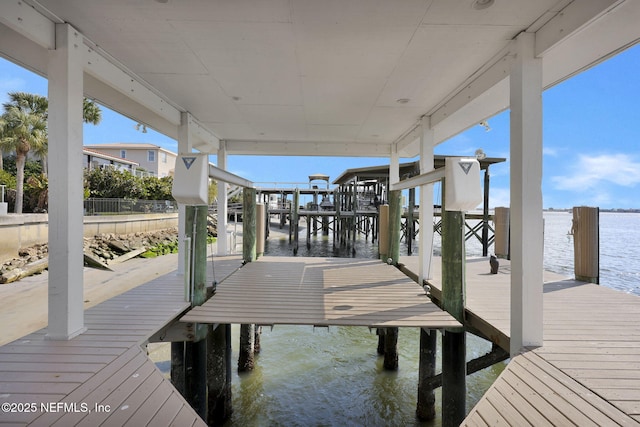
0, 103, 47, 213
0, 92, 102, 213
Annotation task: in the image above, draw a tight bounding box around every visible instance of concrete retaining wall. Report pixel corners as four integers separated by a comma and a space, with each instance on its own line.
0, 213, 178, 264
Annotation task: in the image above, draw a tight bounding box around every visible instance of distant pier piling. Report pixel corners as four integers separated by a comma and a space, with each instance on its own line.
494, 207, 510, 259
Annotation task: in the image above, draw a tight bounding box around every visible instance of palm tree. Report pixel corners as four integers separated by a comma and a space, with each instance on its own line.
0, 92, 102, 213
0, 104, 47, 213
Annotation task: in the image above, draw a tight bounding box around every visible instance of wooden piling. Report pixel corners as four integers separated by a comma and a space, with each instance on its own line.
207, 323, 232, 423
171, 342, 185, 396
572, 206, 599, 284
240, 188, 257, 371
243, 188, 257, 263
184, 205, 209, 418
379, 204, 389, 261
206, 286, 232, 423
383, 327, 399, 370
238, 324, 255, 371
441, 185, 466, 427
256, 202, 265, 259
442, 330, 466, 426
494, 207, 510, 259
417, 328, 437, 420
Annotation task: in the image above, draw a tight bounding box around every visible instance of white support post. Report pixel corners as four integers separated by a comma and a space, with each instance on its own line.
46, 23, 86, 340
217, 141, 229, 255
419, 117, 435, 283
390, 147, 400, 185
177, 112, 194, 275
510, 32, 544, 355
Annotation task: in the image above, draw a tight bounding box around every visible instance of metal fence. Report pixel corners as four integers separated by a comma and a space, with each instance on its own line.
84, 198, 178, 215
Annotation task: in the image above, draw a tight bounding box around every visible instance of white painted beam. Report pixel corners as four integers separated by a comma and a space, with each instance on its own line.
418, 117, 435, 283
225, 140, 392, 157
535, 0, 622, 57
176, 113, 193, 275
46, 23, 86, 340
430, 44, 514, 130
541, 0, 640, 89
0, 0, 55, 49
389, 169, 445, 192
83, 46, 181, 127
510, 32, 544, 356
217, 142, 229, 255
208, 164, 254, 189
394, 123, 422, 158
183, 114, 219, 153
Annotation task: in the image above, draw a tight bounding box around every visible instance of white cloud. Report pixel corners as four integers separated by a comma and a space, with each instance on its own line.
543, 146, 559, 156
488, 187, 510, 209
551, 153, 640, 191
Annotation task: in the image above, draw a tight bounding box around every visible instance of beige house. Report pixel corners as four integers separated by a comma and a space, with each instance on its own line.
83, 143, 177, 178
83, 147, 140, 174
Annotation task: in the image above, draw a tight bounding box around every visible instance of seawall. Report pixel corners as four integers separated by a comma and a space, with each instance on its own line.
0, 213, 178, 263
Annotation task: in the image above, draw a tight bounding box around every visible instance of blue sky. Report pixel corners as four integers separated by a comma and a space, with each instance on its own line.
1, 43, 639, 209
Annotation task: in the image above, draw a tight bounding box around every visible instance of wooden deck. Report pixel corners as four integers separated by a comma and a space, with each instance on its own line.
0, 255, 242, 426
181, 256, 461, 329
400, 255, 640, 425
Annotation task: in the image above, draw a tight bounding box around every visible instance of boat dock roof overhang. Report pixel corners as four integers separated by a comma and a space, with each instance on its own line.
333, 156, 506, 185
1, 1, 638, 158
181, 257, 460, 329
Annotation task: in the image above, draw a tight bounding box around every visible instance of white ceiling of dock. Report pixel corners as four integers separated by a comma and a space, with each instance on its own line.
2, 0, 639, 157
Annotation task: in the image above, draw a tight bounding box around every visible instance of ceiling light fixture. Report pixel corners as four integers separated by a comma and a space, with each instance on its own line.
396, 98, 410, 104
472, 0, 494, 10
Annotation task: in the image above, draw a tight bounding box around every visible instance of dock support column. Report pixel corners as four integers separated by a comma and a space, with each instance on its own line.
417, 328, 437, 420
383, 327, 399, 370
256, 202, 265, 259
171, 343, 186, 396
407, 188, 415, 255
240, 187, 257, 371
419, 118, 435, 283
572, 206, 599, 284
388, 190, 402, 265
379, 204, 389, 260
177, 112, 194, 275
217, 141, 229, 255
185, 205, 208, 419
442, 330, 466, 426
482, 167, 491, 257
46, 23, 86, 340
292, 188, 300, 254
442, 185, 466, 427
510, 31, 544, 355
207, 323, 232, 423
494, 207, 510, 259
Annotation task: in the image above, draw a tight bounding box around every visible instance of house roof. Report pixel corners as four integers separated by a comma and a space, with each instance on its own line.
83, 148, 139, 166
84, 143, 177, 156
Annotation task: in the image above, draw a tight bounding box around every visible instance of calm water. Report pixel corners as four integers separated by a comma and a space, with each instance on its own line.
221, 212, 640, 426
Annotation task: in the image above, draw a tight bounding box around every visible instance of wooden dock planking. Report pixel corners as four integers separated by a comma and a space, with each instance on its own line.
0, 255, 242, 426
181, 256, 460, 329
399, 255, 640, 425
